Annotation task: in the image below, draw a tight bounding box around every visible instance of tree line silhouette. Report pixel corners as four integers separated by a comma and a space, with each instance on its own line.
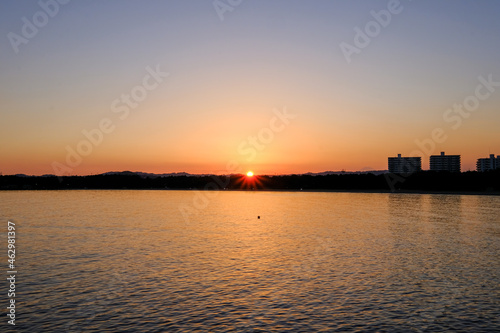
1, 170, 499, 193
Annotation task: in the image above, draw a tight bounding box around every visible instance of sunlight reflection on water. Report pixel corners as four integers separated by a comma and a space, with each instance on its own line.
0, 191, 499, 332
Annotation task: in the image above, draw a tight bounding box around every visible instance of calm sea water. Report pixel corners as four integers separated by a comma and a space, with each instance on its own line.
0, 190, 499, 332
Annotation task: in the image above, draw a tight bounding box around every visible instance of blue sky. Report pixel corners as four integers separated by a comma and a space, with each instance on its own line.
1, 0, 500, 175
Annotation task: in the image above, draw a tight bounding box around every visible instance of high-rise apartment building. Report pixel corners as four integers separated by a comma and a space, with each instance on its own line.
476, 154, 500, 172
430, 152, 461, 172
388, 154, 422, 173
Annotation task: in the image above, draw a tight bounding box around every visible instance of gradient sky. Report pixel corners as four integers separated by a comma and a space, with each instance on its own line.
1, 0, 500, 175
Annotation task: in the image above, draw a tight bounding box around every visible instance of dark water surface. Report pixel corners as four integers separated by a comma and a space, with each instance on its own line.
1, 191, 499, 332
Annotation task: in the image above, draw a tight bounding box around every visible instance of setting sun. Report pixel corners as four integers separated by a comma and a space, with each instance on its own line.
246, 171, 254, 177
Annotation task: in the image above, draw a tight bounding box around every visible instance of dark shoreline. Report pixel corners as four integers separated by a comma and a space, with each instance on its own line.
1, 170, 499, 195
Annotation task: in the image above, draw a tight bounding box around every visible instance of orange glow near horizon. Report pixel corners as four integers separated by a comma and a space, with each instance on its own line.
246, 171, 254, 177
1, 2, 500, 177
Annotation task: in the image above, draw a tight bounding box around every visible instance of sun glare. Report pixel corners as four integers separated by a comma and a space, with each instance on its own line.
246, 171, 254, 177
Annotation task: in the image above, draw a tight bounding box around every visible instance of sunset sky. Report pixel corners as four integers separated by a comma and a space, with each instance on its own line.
1, 0, 500, 175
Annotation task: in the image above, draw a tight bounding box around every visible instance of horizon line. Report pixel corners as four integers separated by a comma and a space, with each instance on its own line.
3, 168, 491, 177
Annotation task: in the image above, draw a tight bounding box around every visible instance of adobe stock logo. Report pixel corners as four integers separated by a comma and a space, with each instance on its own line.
339, 0, 411, 64
385, 74, 499, 191
51, 65, 169, 176
7, 0, 71, 54
213, 0, 243, 21
237, 107, 297, 162
178, 106, 296, 223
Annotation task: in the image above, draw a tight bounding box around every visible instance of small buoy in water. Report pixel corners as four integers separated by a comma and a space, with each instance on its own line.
257, 216, 260, 219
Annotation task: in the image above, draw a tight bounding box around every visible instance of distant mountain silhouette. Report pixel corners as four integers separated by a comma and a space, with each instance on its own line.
101, 171, 195, 178
302, 170, 388, 176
